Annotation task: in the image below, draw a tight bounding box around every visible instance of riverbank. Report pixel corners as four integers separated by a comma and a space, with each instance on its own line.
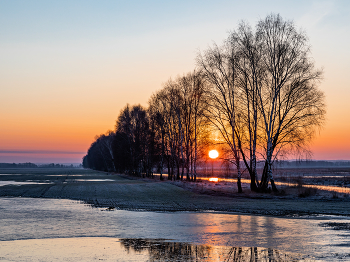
1, 168, 350, 217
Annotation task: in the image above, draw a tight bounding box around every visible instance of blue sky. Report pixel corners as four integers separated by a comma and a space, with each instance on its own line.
0, 0, 349, 162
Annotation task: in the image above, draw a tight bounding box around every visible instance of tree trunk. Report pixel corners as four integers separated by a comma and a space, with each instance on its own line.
266, 140, 278, 192
267, 162, 278, 192
250, 173, 258, 191
167, 157, 171, 180
176, 159, 180, 180
260, 161, 268, 190
236, 159, 243, 193
250, 155, 258, 191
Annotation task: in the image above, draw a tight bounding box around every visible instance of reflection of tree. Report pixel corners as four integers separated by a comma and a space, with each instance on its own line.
120, 238, 212, 261
119, 239, 300, 261
224, 247, 297, 262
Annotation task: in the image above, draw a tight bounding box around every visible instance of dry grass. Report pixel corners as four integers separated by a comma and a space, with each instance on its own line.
1, 168, 350, 217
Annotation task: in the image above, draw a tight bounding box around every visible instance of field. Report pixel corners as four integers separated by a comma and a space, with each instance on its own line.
1, 167, 350, 216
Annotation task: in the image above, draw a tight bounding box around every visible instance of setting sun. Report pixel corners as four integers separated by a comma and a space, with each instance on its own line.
209, 150, 219, 159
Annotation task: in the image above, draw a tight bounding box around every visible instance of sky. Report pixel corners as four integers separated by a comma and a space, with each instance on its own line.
0, 0, 349, 163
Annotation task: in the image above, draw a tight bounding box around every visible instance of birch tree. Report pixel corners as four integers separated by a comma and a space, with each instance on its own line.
198, 14, 325, 192
197, 42, 244, 193
177, 71, 206, 181
256, 14, 325, 191
230, 22, 264, 191
149, 71, 207, 181
149, 89, 170, 180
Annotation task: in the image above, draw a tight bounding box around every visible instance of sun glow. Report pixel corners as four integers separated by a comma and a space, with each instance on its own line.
209, 177, 219, 182
209, 150, 219, 159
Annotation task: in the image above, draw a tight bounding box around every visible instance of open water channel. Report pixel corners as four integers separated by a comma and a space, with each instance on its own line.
1, 197, 350, 261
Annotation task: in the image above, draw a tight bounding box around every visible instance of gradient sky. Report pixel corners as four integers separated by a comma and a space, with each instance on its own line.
1, 0, 349, 163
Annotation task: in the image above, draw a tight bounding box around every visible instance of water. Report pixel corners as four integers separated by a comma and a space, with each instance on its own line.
1, 198, 350, 261
200, 177, 350, 194
0, 238, 303, 261
73, 179, 116, 182
154, 173, 350, 194
0, 181, 52, 186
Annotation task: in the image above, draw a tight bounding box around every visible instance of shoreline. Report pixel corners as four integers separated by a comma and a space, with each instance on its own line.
1, 168, 350, 217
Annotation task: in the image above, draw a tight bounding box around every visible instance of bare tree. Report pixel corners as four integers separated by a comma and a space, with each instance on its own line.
198, 14, 326, 192
149, 90, 169, 180
197, 42, 244, 193
255, 14, 325, 191
85, 14, 325, 195
149, 71, 207, 181
229, 22, 264, 191
149, 86, 179, 180
190, 72, 207, 181
116, 104, 152, 177
99, 131, 117, 172
176, 71, 207, 181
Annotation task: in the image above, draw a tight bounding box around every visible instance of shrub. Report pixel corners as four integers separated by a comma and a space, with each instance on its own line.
298, 187, 317, 198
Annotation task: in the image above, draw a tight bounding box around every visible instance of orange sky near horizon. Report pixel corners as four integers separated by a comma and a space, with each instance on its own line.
1, 1, 350, 163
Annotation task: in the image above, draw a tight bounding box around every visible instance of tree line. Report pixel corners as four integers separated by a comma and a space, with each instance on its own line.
83, 14, 326, 192
0, 163, 78, 168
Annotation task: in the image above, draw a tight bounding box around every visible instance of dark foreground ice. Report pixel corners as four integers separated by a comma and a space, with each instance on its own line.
1, 197, 350, 261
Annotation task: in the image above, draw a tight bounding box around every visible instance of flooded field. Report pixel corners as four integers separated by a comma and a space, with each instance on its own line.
176, 166, 350, 192
1, 168, 350, 261
0, 238, 311, 261
1, 197, 350, 261
199, 177, 350, 195
167, 166, 350, 197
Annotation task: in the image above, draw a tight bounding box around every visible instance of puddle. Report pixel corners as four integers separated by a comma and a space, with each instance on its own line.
0, 237, 308, 261
0, 237, 148, 262
0, 181, 52, 186
119, 238, 307, 261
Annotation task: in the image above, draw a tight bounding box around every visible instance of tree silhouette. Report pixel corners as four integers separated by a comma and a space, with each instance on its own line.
83, 14, 326, 193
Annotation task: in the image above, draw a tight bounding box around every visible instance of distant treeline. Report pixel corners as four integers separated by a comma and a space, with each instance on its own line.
83, 14, 327, 193
0, 163, 78, 168
275, 160, 350, 168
